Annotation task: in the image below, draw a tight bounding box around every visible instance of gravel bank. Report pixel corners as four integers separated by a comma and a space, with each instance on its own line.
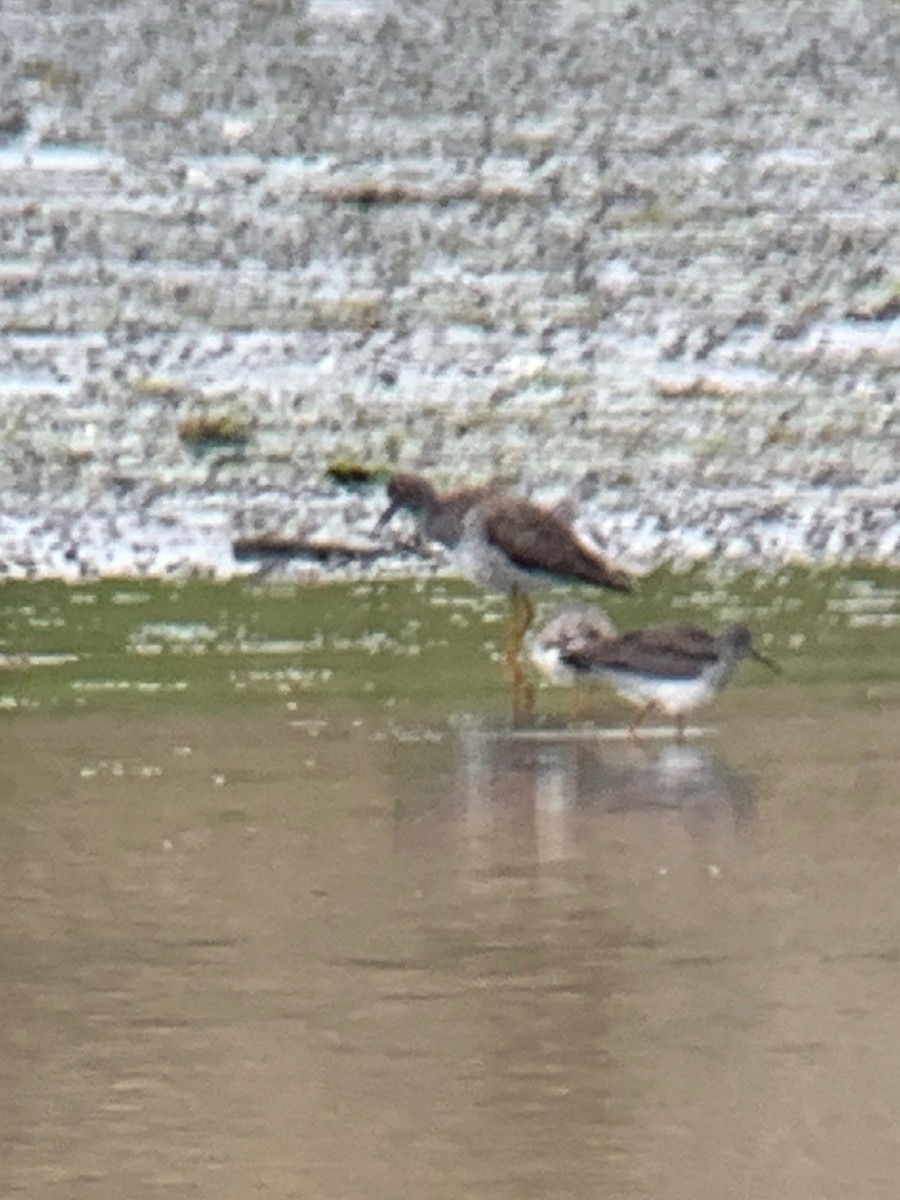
1, 0, 898, 580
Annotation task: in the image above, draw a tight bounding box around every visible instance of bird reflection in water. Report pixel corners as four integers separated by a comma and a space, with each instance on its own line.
391, 718, 757, 889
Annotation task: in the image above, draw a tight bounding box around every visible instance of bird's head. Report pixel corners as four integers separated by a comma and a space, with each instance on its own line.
724, 625, 779, 672
376, 473, 438, 529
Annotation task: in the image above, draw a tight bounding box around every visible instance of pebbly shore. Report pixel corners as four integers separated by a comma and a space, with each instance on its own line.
0, 0, 898, 581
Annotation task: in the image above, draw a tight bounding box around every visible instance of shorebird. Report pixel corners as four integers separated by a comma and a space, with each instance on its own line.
529, 603, 618, 718
376, 472, 493, 552
534, 614, 778, 739
377, 472, 632, 713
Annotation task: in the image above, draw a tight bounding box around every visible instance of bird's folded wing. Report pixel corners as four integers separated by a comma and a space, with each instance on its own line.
565, 626, 719, 678
483, 500, 616, 580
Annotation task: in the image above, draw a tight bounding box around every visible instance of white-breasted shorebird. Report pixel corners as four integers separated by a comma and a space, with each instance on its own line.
529, 603, 619, 686
532, 612, 778, 739
377, 473, 632, 714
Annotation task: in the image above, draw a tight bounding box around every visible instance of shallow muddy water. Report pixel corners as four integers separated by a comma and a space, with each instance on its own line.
3, 572, 900, 1198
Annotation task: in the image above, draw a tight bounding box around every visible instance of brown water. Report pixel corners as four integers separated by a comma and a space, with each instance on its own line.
3, 574, 900, 1197
4, 696, 900, 1199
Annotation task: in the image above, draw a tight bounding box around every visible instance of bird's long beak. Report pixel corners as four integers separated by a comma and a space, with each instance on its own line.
752, 647, 780, 673
375, 498, 400, 534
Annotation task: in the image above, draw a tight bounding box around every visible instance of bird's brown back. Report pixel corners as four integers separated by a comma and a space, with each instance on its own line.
565, 624, 718, 678
425, 485, 495, 548
482, 496, 632, 592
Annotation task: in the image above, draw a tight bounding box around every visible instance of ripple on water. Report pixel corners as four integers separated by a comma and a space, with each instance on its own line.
128, 622, 219, 654
0, 653, 79, 667
826, 579, 900, 629
70, 680, 189, 693
79, 760, 163, 779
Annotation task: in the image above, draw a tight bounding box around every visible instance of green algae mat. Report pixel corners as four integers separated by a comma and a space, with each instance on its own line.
1, 569, 898, 723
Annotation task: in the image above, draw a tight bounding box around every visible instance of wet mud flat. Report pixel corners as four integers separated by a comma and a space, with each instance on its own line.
0, 0, 898, 580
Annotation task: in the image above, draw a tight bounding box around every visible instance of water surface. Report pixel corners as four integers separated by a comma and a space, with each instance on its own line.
3, 572, 900, 1198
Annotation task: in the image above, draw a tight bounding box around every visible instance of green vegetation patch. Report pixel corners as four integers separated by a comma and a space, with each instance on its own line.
326, 460, 389, 488
0, 568, 898, 724
178, 414, 252, 448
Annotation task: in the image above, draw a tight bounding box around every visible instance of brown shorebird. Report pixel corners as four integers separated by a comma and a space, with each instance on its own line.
533, 614, 778, 739
377, 472, 493, 551
377, 472, 632, 714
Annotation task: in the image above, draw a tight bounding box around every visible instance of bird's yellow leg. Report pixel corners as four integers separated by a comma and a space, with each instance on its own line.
569, 680, 594, 723
507, 586, 535, 722
628, 701, 656, 740
505, 586, 534, 674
